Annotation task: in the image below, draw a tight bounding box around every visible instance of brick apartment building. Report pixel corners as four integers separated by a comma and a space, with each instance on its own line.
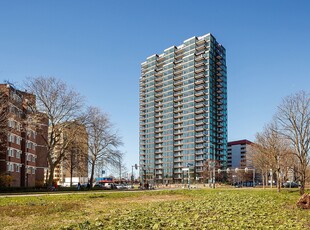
0, 84, 48, 187
53, 122, 88, 186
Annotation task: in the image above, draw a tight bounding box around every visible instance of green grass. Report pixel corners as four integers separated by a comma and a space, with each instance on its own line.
0, 188, 309, 229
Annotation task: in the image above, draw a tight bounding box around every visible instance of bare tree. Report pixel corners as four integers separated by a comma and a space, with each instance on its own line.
24, 77, 85, 186
276, 91, 310, 195
249, 121, 293, 192
85, 107, 123, 187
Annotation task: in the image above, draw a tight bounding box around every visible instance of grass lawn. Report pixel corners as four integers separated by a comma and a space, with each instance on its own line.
0, 188, 309, 229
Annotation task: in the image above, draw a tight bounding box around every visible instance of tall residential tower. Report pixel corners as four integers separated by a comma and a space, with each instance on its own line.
139, 34, 227, 184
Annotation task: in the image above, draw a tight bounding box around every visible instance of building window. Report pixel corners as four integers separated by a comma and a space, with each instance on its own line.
7, 163, 14, 172
7, 148, 14, 157
16, 150, 21, 159
16, 164, 20, 173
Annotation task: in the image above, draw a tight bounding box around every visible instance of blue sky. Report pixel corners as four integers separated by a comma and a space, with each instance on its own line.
1, 1, 310, 173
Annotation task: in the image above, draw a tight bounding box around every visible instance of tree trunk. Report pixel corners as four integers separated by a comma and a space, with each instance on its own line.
90, 160, 96, 187
277, 168, 281, 192
48, 164, 55, 187
262, 171, 265, 189
300, 173, 305, 195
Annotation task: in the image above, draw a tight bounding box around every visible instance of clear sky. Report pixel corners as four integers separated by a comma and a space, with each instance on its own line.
1, 0, 310, 174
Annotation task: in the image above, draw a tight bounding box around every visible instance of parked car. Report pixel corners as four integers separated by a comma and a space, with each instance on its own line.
116, 184, 128, 189
282, 181, 299, 188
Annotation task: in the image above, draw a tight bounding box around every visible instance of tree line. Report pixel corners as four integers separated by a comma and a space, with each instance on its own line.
249, 91, 310, 195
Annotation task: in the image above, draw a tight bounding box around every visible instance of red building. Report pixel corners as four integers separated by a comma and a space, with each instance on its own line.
0, 84, 48, 187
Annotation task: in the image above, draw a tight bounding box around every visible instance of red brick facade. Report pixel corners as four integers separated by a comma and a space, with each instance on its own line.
0, 84, 48, 187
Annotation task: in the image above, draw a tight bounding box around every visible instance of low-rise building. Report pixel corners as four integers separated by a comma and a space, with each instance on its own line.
227, 139, 253, 169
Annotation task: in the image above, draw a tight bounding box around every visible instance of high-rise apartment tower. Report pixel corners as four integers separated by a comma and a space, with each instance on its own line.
139, 34, 227, 184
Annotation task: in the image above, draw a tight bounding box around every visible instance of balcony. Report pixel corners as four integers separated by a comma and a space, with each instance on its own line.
155, 113, 163, 118
174, 59, 182, 65
195, 103, 204, 109
174, 125, 183, 130
174, 97, 183, 102
155, 81, 163, 87
174, 157, 182, 163
174, 129, 184, 134
196, 39, 205, 46
195, 91, 205, 97
174, 135, 183, 141
155, 128, 163, 133
195, 50, 205, 56
174, 163, 183, 168
195, 114, 205, 120
216, 77, 223, 82
155, 144, 163, 149
195, 55, 205, 62
195, 62, 205, 69
174, 169, 182, 174
154, 71, 163, 77
195, 85, 205, 91
155, 139, 163, 143
195, 150, 204, 155
155, 67, 163, 72
155, 165, 163, 169
195, 120, 205, 126
174, 113, 183, 119
174, 119, 183, 124
155, 91, 163, 97
195, 79, 205, 85
155, 133, 163, 138
195, 126, 204, 132
174, 140, 183, 145
174, 69, 183, 75
174, 64, 182, 70
174, 75, 182, 81
156, 107, 163, 112
174, 102, 183, 108
155, 76, 163, 82
174, 85, 183, 92
195, 97, 204, 103
195, 67, 205, 74
195, 144, 204, 149
174, 107, 183, 113
155, 97, 163, 103
155, 87, 163, 93
175, 48, 184, 55
155, 102, 162, 108
157, 55, 165, 62
155, 123, 163, 128
196, 45, 206, 52
174, 80, 183, 87
195, 138, 204, 144
216, 61, 222, 65
175, 52, 185, 59
195, 108, 204, 114
174, 91, 183, 97
195, 132, 204, 138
